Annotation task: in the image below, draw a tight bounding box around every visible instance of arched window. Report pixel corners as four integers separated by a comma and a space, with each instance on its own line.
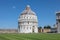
30, 17, 31, 18
27, 17, 28, 19
27, 27, 28, 29
30, 27, 31, 29
32, 26, 35, 32
24, 17, 25, 18
28, 21, 29, 24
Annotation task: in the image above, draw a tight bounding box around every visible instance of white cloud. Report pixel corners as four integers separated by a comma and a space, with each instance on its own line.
12, 6, 16, 9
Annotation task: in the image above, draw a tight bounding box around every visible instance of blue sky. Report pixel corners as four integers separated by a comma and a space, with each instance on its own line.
0, 0, 60, 29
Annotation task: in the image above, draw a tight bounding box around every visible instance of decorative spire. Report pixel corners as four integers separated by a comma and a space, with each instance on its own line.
26, 5, 31, 10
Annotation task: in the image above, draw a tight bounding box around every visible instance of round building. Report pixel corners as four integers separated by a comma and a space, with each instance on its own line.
18, 5, 38, 33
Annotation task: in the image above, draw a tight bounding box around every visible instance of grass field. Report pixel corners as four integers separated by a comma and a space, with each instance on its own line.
0, 33, 60, 40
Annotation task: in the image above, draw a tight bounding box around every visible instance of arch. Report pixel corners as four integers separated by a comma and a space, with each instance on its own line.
32, 26, 35, 33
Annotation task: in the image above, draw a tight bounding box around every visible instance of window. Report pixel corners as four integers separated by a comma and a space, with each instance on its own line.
24, 17, 25, 18
58, 16, 59, 18
30, 27, 31, 29
27, 17, 28, 18
30, 17, 31, 18
28, 21, 29, 24
59, 20, 60, 23
27, 27, 28, 29
18, 26, 20, 29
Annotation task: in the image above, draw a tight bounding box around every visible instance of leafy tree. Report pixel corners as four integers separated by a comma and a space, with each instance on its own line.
44, 26, 47, 29
47, 25, 51, 29
38, 26, 42, 29
44, 25, 51, 29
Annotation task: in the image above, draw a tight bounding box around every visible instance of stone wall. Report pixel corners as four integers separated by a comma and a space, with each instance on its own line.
43, 29, 51, 33
0, 29, 18, 33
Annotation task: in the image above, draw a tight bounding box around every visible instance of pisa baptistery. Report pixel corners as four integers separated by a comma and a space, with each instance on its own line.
18, 5, 38, 33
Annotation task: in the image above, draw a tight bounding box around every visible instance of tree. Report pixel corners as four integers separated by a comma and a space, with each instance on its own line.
47, 25, 51, 29
44, 25, 51, 29
38, 26, 42, 29
44, 26, 47, 29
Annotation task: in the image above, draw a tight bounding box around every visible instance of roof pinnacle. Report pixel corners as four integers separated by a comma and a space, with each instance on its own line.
26, 5, 31, 10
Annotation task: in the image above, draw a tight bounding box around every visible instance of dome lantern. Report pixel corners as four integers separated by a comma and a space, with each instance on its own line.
26, 5, 31, 10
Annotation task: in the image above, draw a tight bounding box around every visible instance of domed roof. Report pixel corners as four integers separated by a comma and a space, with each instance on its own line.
21, 5, 36, 15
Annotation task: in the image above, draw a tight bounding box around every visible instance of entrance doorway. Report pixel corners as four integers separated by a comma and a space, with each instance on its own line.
32, 26, 35, 33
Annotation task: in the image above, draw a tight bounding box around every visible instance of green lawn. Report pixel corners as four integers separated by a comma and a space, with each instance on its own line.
0, 33, 60, 40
